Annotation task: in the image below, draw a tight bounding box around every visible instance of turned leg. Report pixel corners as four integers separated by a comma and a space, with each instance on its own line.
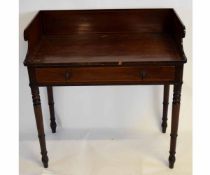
162, 85, 170, 133
47, 86, 57, 133
31, 86, 49, 168
169, 83, 182, 168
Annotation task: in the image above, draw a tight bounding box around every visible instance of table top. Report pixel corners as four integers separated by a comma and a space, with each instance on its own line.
24, 9, 186, 67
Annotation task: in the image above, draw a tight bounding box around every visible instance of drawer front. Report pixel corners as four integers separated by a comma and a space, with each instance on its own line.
35, 66, 175, 85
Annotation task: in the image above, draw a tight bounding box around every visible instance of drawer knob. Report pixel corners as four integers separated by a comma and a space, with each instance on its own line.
140, 71, 147, 80
65, 71, 71, 80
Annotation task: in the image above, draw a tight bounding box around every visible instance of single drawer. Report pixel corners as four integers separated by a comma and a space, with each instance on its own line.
35, 66, 175, 85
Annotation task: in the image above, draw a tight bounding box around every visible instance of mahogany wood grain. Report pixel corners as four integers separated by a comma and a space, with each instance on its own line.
23, 9, 187, 169
24, 12, 42, 53
24, 33, 185, 67
35, 66, 175, 86
41, 9, 171, 35
24, 9, 186, 67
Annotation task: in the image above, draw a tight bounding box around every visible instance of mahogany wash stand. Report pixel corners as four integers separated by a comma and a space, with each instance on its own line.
23, 9, 187, 169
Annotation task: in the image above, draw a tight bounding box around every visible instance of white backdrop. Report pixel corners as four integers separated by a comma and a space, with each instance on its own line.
19, 0, 192, 141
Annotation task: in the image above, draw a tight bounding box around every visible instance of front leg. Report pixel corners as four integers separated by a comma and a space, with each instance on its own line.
169, 82, 182, 168
30, 85, 49, 168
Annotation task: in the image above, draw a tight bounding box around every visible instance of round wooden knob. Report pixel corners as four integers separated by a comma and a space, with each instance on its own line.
65, 71, 71, 80
140, 71, 147, 80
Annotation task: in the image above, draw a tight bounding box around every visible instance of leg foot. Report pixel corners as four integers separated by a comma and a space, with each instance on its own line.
42, 152, 49, 168
162, 126, 167, 133
50, 123, 56, 133
38, 135, 49, 168
169, 154, 176, 169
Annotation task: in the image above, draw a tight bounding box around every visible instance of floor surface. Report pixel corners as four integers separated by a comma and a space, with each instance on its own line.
20, 128, 191, 175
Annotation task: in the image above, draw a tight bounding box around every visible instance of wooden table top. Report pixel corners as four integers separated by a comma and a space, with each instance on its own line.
26, 33, 184, 66
24, 9, 186, 67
